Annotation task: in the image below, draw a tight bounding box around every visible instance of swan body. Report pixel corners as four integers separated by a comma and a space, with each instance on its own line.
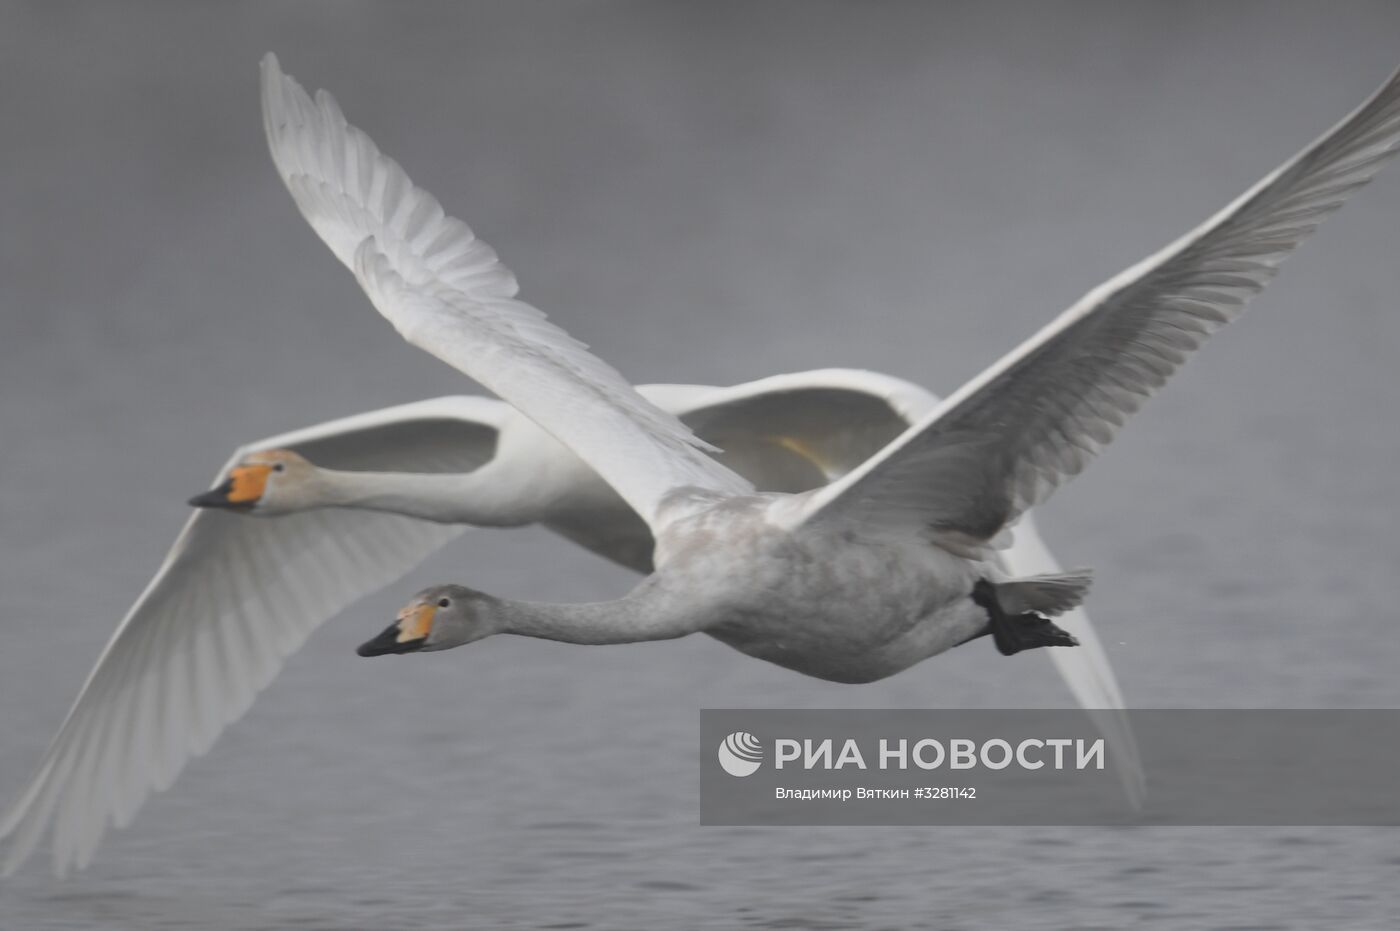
658, 495, 992, 684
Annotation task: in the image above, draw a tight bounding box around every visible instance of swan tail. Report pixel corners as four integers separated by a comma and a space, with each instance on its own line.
993, 570, 1093, 617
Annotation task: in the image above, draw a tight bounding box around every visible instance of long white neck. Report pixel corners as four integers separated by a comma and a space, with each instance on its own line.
487, 578, 702, 645
314, 463, 536, 527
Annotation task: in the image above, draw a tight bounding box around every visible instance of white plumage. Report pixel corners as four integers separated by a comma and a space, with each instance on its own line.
262, 56, 749, 527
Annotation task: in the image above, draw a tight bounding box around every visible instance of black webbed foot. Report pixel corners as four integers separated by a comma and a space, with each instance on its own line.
994, 611, 1079, 655
970, 579, 1080, 656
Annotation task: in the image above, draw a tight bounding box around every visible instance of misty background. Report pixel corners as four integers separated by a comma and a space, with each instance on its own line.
1, 1, 1398, 928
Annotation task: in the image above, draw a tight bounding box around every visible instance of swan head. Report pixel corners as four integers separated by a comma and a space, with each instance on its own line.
187, 449, 317, 515
358, 585, 498, 657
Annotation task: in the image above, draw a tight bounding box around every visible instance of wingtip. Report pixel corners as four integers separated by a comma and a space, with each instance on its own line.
259, 53, 286, 131
259, 52, 283, 90
1110, 753, 1148, 813
259, 52, 313, 111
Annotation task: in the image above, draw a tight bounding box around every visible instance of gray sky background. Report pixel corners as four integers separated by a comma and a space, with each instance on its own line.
1, 3, 1399, 926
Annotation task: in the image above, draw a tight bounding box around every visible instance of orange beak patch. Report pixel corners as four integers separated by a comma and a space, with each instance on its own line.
226, 464, 273, 504
397, 604, 436, 644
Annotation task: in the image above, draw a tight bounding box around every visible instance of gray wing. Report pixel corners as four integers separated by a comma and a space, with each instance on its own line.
798, 65, 1400, 540
0, 396, 503, 876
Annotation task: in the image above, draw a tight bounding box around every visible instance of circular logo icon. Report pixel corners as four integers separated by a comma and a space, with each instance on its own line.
717, 731, 763, 777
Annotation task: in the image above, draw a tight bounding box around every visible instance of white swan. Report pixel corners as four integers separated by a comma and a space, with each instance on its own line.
181, 370, 936, 574
0, 367, 1133, 877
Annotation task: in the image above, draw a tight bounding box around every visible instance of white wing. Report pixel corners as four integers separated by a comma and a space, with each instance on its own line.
1000, 516, 1144, 807
798, 65, 1400, 540
0, 396, 505, 877
260, 54, 750, 530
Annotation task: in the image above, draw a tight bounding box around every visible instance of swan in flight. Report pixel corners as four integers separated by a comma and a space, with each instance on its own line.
0, 371, 1132, 876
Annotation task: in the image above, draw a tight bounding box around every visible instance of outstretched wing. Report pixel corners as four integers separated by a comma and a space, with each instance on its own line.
261, 54, 751, 530
796, 65, 1400, 540
0, 396, 504, 877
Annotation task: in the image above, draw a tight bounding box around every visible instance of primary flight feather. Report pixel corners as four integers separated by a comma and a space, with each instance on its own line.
260, 54, 751, 528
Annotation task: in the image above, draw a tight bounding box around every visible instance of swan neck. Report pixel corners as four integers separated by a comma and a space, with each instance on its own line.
495, 579, 695, 645
317, 465, 531, 526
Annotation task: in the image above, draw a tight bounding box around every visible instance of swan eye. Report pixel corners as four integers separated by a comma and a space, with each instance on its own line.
272, 463, 286, 473
437, 598, 451, 609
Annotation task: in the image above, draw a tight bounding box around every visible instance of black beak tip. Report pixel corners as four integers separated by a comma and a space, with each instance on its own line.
188, 479, 235, 509
357, 624, 426, 657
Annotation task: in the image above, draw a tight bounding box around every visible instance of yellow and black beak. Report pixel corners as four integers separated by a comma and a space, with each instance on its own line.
188, 464, 272, 511
357, 603, 435, 657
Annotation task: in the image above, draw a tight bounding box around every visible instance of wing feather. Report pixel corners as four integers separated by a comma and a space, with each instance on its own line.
1000, 516, 1144, 807
799, 65, 1400, 539
261, 54, 751, 528
0, 398, 504, 876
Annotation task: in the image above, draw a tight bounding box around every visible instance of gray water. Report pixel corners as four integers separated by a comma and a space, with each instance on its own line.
2, 2, 1399, 927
